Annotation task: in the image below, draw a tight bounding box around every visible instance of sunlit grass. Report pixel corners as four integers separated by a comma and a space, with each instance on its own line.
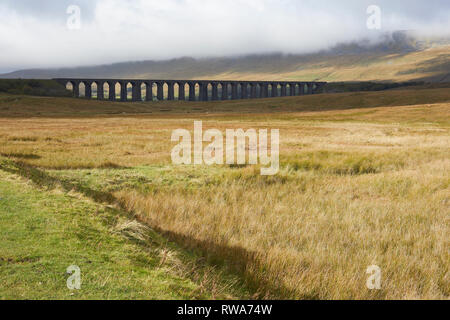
0, 170, 248, 299
0, 88, 449, 299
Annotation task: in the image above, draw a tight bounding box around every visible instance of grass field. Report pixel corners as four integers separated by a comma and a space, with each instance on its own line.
0, 169, 249, 299
0, 87, 449, 299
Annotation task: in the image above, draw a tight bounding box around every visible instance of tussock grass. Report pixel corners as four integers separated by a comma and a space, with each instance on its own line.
0, 165, 250, 299
0, 90, 448, 299
113, 166, 449, 299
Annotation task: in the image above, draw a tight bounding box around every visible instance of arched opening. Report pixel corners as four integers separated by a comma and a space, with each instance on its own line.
240, 83, 246, 99
246, 83, 251, 98
113, 83, 119, 100
140, 83, 146, 102
217, 83, 223, 100
277, 84, 282, 97
126, 82, 132, 101
246, 84, 252, 99
173, 83, 180, 100
268, 84, 274, 97
228, 84, 232, 99
207, 83, 213, 101
92, 82, 98, 99
151, 83, 157, 101
115, 83, 121, 100
195, 83, 200, 101
258, 84, 263, 98
162, 83, 168, 100
79, 82, 86, 97
304, 83, 309, 94
65, 81, 74, 93
103, 82, 110, 99
182, 83, 189, 101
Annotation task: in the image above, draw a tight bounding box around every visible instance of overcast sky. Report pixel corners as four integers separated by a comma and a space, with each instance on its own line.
0, 0, 449, 72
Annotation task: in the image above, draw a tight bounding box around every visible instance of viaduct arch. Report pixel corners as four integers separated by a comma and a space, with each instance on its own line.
55, 79, 326, 102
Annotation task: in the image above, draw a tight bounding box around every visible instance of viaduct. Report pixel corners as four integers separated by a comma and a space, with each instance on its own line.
54, 79, 326, 102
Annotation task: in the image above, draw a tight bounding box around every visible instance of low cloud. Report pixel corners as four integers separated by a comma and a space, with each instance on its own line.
0, 0, 449, 71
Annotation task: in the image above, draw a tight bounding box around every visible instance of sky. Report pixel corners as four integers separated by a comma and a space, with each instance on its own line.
0, 0, 449, 72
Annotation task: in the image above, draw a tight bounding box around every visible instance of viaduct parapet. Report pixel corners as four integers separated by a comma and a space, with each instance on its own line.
54, 79, 326, 102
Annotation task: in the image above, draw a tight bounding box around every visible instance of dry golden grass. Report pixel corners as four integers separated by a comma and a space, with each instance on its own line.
0, 89, 449, 299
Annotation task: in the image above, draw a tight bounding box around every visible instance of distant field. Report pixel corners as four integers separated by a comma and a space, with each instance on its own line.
1, 85, 450, 118
0, 88, 449, 299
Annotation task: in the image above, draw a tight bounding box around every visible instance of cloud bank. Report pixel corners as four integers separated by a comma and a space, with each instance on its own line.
0, 0, 449, 72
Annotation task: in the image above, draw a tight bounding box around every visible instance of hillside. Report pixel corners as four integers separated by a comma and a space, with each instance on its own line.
2, 34, 449, 83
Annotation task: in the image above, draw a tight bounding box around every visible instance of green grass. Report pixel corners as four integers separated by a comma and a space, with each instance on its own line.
0, 79, 71, 97
0, 168, 249, 300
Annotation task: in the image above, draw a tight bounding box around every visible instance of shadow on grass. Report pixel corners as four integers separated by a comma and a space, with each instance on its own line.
0, 158, 300, 299
41, 161, 131, 170
0, 153, 41, 160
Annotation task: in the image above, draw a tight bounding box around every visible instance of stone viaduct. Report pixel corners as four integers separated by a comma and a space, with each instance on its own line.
54, 79, 326, 102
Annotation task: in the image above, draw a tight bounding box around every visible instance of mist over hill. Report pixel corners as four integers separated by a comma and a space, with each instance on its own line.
1, 32, 449, 83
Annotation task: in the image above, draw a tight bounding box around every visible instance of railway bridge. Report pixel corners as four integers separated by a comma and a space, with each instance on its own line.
54, 78, 326, 102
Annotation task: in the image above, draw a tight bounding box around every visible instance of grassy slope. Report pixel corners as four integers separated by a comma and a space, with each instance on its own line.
0, 167, 249, 300
128, 45, 450, 82
200, 46, 450, 83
